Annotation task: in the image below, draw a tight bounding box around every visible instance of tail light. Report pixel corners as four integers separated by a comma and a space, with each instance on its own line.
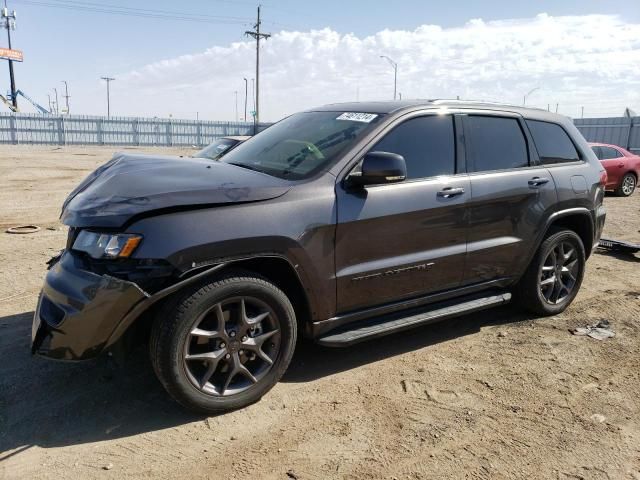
599, 170, 608, 186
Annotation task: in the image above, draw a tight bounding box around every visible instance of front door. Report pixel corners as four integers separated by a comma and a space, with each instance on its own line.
335, 114, 469, 313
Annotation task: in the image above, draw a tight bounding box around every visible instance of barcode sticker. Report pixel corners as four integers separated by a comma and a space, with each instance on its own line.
336, 112, 378, 123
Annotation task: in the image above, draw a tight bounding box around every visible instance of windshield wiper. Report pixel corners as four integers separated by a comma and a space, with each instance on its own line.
226, 162, 267, 174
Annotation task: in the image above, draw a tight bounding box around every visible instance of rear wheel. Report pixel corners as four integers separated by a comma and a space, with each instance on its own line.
615, 173, 636, 197
149, 272, 296, 413
515, 229, 586, 316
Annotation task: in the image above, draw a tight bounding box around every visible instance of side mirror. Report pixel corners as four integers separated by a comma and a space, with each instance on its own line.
348, 151, 407, 187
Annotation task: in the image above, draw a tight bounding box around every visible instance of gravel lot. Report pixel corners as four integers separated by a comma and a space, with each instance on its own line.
0, 145, 639, 480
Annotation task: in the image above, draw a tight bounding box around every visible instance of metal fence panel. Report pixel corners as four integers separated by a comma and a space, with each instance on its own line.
3, 112, 636, 154
574, 117, 638, 153
0, 113, 269, 147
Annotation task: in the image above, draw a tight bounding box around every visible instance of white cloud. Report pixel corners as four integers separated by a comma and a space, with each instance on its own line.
108, 13, 640, 120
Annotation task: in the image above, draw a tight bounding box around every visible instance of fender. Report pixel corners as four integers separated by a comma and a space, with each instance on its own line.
104, 252, 318, 351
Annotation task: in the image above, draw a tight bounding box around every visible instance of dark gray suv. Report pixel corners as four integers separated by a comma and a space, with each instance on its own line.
33, 100, 607, 413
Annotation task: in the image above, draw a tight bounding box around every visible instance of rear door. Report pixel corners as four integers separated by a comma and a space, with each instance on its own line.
335, 113, 469, 313
461, 113, 557, 285
598, 146, 625, 189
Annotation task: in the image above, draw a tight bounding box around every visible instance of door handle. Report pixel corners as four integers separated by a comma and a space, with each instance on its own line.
437, 187, 465, 198
528, 177, 550, 187
618, 163, 624, 168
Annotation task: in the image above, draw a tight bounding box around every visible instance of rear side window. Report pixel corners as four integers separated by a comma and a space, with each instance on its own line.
372, 115, 455, 180
526, 120, 580, 164
598, 146, 622, 159
591, 146, 603, 160
465, 116, 529, 172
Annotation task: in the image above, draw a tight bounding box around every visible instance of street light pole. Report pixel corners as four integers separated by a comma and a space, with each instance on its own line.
61, 80, 70, 114
234, 90, 238, 121
101, 76, 115, 117
380, 55, 398, 100
53, 87, 59, 115
243, 77, 248, 121
523, 87, 540, 106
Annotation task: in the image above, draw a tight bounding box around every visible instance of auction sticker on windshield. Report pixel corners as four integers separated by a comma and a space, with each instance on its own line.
336, 112, 378, 123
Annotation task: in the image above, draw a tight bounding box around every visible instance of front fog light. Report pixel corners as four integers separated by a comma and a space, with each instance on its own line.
73, 231, 142, 259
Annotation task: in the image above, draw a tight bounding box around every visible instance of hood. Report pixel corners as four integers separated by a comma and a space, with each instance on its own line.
61, 153, 291, 228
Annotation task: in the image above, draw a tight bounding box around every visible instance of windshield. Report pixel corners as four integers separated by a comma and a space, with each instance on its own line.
220, 111, 383, 180
194, 138, 241, 161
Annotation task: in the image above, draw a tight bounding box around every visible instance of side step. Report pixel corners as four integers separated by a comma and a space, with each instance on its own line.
316, 292, 511, 347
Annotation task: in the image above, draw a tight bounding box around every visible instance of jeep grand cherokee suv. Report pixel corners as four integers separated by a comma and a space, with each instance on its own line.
33, 100, 606, 413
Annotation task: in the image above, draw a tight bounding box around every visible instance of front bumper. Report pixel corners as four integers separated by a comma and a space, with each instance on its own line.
32, 251, 148, 360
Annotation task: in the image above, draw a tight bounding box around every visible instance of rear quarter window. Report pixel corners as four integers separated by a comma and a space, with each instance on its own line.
526, 120, 580, 164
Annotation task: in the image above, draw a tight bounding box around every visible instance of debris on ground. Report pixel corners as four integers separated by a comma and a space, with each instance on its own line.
5, 225, 41, 234
597, 238, 640, 254
286, 469, 299, 479
570, 320, 616, 340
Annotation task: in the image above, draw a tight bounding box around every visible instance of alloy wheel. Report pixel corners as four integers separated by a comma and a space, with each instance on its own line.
622, 175, 636, 196
182, 296, 281, 396
539, 241, 580, 305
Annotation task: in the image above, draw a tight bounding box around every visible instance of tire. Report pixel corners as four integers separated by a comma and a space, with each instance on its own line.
515, 228, 586, 316
614, 173, 636, 197
149, 271, 297, 413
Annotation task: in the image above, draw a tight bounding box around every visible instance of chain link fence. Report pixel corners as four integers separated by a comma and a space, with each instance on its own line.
0, 113, 270, 146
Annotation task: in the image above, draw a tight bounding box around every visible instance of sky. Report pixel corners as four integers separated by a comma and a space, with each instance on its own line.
3, 0, 639, 121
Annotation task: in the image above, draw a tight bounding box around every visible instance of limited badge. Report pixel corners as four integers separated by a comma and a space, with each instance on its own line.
336, 112, 378, 123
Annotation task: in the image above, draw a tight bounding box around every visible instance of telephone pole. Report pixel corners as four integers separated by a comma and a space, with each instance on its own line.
101, 76, 115, 117
2, 3, 17, 110
245, 5, 270, 125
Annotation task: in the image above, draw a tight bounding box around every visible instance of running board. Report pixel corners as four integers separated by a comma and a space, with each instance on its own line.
316, 292, 511, 347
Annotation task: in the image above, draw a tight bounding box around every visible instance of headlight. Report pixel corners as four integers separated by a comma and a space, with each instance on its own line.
72, 231, 142, 259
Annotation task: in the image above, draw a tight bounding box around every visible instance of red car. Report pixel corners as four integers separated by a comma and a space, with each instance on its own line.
590, 143, 640, 196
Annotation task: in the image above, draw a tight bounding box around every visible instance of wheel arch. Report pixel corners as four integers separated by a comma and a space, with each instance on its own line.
106, 254, 315, 356
542, 209, 594, 259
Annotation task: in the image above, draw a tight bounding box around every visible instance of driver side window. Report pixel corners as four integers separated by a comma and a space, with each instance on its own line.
371, 115, 455, 180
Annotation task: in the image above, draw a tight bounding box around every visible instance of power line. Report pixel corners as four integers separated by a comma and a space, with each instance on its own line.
12, 0, 253, 24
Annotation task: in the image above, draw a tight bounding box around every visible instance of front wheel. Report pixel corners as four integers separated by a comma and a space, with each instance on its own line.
515, 229, 586, 316
149, 272, 297, 413
615, 173, 636, 197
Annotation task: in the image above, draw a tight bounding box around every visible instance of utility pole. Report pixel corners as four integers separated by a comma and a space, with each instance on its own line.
2, 3, 17, 110
61, 80, 70, 114
581, 106, 584, 119
101, 76, 115, 117
555, 103, 559, 113
245, 5, 270, 125
47, 93, 52, 113
243, 77, 248, 121
53, 88, 59, 115
379, 55, 398, 100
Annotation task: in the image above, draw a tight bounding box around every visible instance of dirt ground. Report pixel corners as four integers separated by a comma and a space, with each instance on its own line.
0, 145, 638, 480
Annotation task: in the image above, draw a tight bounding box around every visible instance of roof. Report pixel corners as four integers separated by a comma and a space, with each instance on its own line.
311, 99, 560, 120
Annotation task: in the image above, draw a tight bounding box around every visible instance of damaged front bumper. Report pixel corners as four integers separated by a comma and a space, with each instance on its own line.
32, 251, 149, 360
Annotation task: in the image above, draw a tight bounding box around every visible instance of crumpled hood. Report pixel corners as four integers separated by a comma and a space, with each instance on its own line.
61, 153, 291, 228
